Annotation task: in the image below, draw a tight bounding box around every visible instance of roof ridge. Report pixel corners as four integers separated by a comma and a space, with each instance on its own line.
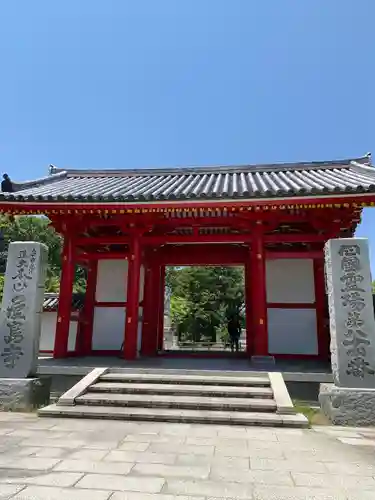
49, 154, 371, 178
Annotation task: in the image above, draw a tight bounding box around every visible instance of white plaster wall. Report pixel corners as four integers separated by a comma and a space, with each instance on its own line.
267, 308, 318, 355
266, 259, 315, 303
39, 312, 77, 352
92, 307, 126, 350
96, 260, 128, 302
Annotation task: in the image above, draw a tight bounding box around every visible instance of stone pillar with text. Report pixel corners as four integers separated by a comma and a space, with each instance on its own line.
319, 238, 375, 425
0, 242, 51, 410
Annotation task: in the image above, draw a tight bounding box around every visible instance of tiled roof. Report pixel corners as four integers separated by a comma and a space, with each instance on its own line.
43, 293, 84, 311
2, 155, 375, 203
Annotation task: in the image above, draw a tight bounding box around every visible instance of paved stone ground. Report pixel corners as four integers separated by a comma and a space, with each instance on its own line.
0, 414, 374, 499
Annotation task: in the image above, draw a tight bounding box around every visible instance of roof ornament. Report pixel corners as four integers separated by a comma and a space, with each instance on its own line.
49, 164, 57, 175
1, 173, 14, 193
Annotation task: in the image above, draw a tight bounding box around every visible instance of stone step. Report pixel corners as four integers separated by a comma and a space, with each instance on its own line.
38, 403, 309, 427
101, 372, 270, 387
76, 392, 277, 412
89, 382, 274, 399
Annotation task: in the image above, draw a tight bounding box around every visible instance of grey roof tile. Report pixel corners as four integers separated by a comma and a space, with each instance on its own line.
2, 155, 375, 203
42, 293, 84, 311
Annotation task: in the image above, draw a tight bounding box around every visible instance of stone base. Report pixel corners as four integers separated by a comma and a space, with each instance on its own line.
251, 356, 276, 367
319, 382, 375, 426
0, 377, 51, 412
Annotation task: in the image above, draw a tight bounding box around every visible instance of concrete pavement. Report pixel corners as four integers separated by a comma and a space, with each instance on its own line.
0, 413, 373, 498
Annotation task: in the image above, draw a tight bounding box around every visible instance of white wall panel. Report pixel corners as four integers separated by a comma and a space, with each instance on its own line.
40, 312, 57, 351
68, 321, 78, 351
92, 307, 126, 350
96, 260, 128, 302
266, 259, 315, 303
267, 308, 318, 355
40, 312, 77, 352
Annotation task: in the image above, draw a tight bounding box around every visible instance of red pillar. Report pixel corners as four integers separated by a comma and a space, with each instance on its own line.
124, 234, 142, 360
244, 258, 252, 356
54, 234, 75, 358
157, 265, 165, 352
80, 260, 97, 356
314, 258, 329, 359
141, 262, 155, 356
251, 230, 268, 356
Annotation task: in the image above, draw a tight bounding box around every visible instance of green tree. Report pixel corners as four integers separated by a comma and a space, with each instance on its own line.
0, 215, 86, 298
168, 266, 244, 344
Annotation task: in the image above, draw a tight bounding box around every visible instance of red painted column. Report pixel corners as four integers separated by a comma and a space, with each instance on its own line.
244, 258, 253, 356
124, 234, 142, 360
157, 265, 165, 352
141, 262, 154, 356
54, 234, 75, 358
251, 229, 268, 356
314, 258, 329, 359
80, 260, 98, 356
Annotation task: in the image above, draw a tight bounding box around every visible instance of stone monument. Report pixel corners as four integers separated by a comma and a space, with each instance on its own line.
319, 237, 375, 425
0, 242, 51, 410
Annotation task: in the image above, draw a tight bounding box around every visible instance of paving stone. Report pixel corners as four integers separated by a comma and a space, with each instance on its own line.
0, 457, 61, 471
20, 438, 86, 449
320, 430, 362, 439
0, 484, 25, 498
252, 485, 348, 500
8, 430, 68, 439
150, 443, 214, 456
183, 426, 218, 438
292, 472, 375, 489
82, 441, 120, 450
165, 479, 254, 499
54, 459, 134, 475
105, 450, 176, 465
245, 430, 279, 441
76, 474, 165, 493
111, 494, 204, 500
33, 448, 68, 458
1, 472, 83, 488
209, 466, 293, 486
347, 491, 375, 500
67, 449, 109, 460
118, 442, 151, 452
132, 463, 210, 479
123, 434, 185, 444
11, 485, 112, 500
245, 446, 284, 459
325, 461, 375, 476
250, 457, 327, 473
176, 453, 250, 469
7, 447, 40, 457
339, 437, 375, 446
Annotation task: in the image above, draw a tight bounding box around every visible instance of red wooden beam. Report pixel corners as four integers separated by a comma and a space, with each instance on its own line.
266, 251, 322, 259
158, 244, 247, 265
264, 233, 325, 243
76, 252, 129, 260
1, 193, 374, 211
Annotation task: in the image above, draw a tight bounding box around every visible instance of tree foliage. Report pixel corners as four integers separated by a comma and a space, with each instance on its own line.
167, 266, 244, 343
0, 215, 86, 299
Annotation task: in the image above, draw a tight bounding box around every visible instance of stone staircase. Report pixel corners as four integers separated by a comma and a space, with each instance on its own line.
38, 369, 308, 427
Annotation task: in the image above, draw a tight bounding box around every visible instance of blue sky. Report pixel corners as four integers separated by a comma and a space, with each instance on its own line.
0, 1, 374, 265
